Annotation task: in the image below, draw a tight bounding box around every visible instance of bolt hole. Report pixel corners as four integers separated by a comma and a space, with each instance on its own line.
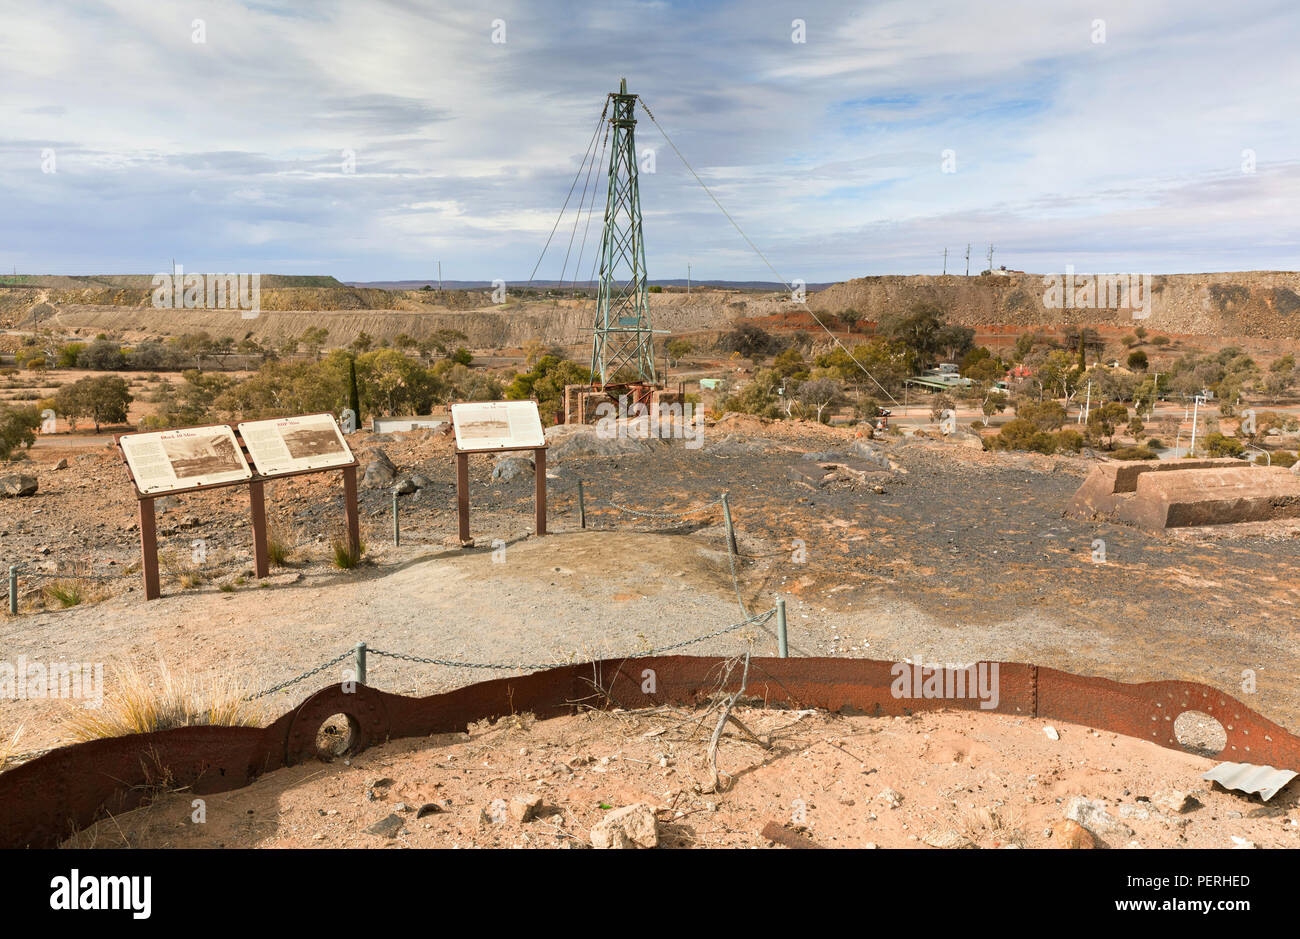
1174, 710, 1227, 758
316, 712, 359, 760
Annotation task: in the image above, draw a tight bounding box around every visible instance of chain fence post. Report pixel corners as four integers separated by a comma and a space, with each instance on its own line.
776, 598, 788, 658
721, 491, 738, 555
391, 490, 400, 546
578, 480, 586, 529
8, 566, 17, 616
355, 641, 367, 686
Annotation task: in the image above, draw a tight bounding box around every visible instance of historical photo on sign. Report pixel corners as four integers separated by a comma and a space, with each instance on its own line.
238, 413, 354, 477
119, 425, 253, 494
162, 432, 243, 477
451, 400, 545, 451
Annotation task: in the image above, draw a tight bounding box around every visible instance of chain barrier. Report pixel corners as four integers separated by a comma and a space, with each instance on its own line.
594, 497, 722, 520
8, 566, 133, 582
364, 607, 774, 675
248, 649, 355, 700
247, 609, 774, 699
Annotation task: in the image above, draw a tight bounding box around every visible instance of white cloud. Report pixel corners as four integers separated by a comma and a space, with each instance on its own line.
0, 0, 1297, 280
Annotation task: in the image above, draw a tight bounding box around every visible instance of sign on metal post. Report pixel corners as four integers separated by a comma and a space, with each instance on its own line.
450, 401, 548, 544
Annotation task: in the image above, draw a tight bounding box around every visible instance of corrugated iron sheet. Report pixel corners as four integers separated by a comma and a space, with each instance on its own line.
1201, 761, 1299, 801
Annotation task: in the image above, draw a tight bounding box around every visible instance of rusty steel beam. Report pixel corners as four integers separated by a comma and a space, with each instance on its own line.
3, 656, 1299, 848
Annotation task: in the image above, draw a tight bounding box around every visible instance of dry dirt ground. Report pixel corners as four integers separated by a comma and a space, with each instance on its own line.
64, 705, 1300, 849
4, 417, 1300, 751
5, 418, 1300, 850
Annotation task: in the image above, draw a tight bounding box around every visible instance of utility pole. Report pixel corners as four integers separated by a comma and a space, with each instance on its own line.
1190, 394, 1204, 456
965, 244, 971, 277
986, 244, 995, 273
687, 262, 691, 297
942, 248, 947, 276
438, 261, 442, 291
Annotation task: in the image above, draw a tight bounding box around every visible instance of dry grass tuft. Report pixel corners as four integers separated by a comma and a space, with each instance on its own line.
0, 724, 25, 770
42, 579, 84, 608
330, 533, 364, 569
266, 519, 296, 567
62, 660, 266, 742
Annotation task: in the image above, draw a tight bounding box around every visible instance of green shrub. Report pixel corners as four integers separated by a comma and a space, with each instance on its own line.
1111, 446, 1159, 461
1201, 432, 1245, 458
331, 534, 364, 569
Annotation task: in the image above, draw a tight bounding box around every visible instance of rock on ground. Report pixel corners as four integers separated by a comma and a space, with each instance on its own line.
492, 457, 535, 482
1065, 796, 1134, 842
589, 803, 658, 849
1049, 819, 1095, 848
361, 449, 397, 489
0, 474, 38, 497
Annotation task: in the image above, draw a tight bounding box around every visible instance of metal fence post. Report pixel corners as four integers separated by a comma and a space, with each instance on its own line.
776, 598, 788, 658
392, 490, 400, 546
354, 641, 367, 686
578, 480, 586, 529
8, 566, 16, 616
721, 492, 738, 555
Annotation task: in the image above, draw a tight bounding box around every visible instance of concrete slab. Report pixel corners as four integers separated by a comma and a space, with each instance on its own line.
1116, 465, 1300, 529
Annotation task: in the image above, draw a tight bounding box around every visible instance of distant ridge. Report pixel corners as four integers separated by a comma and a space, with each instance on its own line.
344, 279, 836, 291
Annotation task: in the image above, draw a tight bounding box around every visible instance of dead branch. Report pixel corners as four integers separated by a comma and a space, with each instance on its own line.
703, 650, 753, 793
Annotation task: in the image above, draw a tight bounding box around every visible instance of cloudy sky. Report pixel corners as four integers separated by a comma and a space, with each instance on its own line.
2, 0, 1298, 282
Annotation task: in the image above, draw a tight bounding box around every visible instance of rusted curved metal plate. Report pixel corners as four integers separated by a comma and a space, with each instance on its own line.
3, 656, 1299, 848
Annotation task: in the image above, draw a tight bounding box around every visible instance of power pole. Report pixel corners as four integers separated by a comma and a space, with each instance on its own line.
942, 248, 947, 276
1190, 395, 1202, 456
986, 244, 995, 273
591, 77, 657, 387
965, 244, 971, 277
687, 262, 691, 298
438, 261, 442, 291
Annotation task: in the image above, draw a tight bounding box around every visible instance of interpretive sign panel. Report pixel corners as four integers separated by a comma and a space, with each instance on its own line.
451, 400, 545, 451
238, 413, 354, 477
119, 424, 252, 494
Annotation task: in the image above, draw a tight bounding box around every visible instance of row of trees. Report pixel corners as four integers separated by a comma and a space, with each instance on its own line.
11, 326, 477, 374
141, 349, 504, 430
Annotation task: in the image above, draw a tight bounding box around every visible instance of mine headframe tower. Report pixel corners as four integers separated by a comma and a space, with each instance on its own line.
591, 77, 658, 389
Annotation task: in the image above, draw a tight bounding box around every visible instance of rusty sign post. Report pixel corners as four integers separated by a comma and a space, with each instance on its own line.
449, 400, 549, 546
454, 445, 548, 545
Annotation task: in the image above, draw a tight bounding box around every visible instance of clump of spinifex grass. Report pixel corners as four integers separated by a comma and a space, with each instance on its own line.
62, 660, 266, 742
266, 518, 297, 567
159, 547, 204, 589
42, 579, 84, 608
330, 533, 365, 569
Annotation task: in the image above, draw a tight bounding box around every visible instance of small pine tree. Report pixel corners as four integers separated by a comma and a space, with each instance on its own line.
348, 356, 361, 426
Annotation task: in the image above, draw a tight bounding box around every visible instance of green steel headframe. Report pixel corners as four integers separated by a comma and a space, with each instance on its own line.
591, 78, 658, 388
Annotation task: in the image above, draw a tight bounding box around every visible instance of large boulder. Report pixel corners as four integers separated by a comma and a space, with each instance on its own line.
0, 475, 38, 497
491, 457, 535, 481
361, 449, 397, 489
546, 425, 650, 461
